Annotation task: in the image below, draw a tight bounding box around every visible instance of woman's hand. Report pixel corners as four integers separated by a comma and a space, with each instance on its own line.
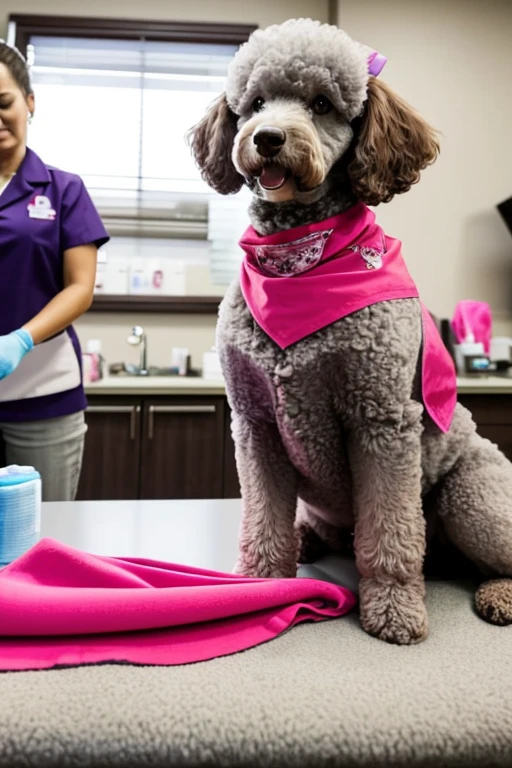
0, 329, 34, 380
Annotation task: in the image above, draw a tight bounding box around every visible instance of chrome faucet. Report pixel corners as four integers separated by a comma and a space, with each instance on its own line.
127, 325, 148, 375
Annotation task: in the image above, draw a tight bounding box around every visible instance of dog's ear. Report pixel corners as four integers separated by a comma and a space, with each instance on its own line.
187, 93, 243, 195
347, 79, 440, 205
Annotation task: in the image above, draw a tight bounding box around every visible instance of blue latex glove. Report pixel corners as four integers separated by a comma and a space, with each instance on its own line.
0, 329, 34, 380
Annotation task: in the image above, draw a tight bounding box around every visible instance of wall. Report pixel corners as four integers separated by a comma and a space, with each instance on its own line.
3, 0, 330, 368
2, 0, 329, 33
338, 0, 512, 334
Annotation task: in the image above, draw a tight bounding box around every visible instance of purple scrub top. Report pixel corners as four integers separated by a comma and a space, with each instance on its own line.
0, 147, 109, 422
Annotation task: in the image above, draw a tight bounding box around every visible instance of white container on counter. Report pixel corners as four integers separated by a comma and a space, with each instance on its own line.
104, 261, 130, 295
454, 340, 485, 374
165, 261, 186, 296
82, 339, 104, 383
129, 259, 151, 295
490, 337, 512, 362
202, 349, 223, 380
171, 347, 190, 376
149, 260, 164, 294
94, 262, 105, 294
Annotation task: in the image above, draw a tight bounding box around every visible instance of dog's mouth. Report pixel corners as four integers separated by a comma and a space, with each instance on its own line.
257, 163, 291, 190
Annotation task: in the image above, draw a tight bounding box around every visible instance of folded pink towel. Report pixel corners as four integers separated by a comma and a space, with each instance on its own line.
0, 538, 356, 671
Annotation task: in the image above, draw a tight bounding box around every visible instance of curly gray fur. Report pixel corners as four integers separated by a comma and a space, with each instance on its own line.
226, 19, 369, 121
250, 178, 355, 234
190, 18, 512, 644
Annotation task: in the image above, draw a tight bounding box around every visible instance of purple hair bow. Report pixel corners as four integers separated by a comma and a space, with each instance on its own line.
367, 50, 387, 76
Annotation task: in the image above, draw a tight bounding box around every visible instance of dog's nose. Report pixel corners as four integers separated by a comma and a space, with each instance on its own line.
253, 126, 286, 157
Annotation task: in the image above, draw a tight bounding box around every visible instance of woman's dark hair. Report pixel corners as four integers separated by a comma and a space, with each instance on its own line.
0, 42, 33, 95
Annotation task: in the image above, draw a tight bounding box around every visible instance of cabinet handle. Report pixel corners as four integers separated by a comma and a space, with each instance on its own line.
147, 404, 216, 440
87, 405, 141, 440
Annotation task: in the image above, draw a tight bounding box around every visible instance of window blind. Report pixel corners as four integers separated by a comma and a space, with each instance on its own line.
27, 34, 250, 284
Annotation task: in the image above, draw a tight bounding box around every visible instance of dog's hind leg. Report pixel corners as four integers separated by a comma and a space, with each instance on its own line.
434, 433, 512, 625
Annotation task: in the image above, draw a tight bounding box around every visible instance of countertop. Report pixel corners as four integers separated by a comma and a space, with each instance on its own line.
7, 499, 511, 768
41, 499, 242, 572
40, 498, 337, 584
84, 374, 512, 396
84, 376, 226, 396
456, 375, 512, 394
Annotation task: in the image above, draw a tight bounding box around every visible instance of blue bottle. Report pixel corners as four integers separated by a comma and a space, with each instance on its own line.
0, 465, 42, 567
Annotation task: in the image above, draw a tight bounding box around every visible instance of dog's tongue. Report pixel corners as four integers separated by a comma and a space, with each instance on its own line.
259, 163, 287, 189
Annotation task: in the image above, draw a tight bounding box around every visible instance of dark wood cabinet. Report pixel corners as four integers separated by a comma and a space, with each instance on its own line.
140, 397, 225, 499
78, 394, 236, 501
459, 394, 512, 462
476, 425, 512, 461
77, 397, 142, 500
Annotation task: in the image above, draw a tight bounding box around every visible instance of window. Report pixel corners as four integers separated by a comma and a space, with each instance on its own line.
27, 36, 235, 199
10, 16, 255, 293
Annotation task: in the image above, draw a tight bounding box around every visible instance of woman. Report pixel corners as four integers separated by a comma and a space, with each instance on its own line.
0, 42, 109, 500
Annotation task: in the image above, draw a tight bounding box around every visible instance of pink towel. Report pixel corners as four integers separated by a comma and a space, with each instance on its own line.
0, 538, 356, 671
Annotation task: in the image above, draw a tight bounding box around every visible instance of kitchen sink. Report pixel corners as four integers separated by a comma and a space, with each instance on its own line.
115, 325, 199, 377
109, 363, 200, 378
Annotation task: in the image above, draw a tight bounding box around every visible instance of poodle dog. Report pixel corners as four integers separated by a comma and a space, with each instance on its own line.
189, 18, 512, 644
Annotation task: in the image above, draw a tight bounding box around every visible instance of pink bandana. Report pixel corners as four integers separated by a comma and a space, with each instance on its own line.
239, 203, 456, 433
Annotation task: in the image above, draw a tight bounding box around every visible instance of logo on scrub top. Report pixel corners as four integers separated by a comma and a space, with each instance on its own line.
27, 195, 56, 221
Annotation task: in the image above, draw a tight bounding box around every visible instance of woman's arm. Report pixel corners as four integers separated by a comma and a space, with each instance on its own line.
23, 244, 97, 344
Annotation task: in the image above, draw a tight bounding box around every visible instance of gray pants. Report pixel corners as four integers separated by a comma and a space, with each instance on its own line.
0, 412, 87, 501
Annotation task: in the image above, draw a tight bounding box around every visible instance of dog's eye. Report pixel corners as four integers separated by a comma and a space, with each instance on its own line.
311, 95, 333, 115
252, 97, 265, 113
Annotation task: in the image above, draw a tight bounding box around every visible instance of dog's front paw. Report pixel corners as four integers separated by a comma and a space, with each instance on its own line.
359, 578, 428, 644
233, 556, 297, 579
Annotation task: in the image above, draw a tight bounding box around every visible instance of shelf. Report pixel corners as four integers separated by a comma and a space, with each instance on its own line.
90, 295, 222, 314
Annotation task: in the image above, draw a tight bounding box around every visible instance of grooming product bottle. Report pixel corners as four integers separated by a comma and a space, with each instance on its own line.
0, 465, 42, 567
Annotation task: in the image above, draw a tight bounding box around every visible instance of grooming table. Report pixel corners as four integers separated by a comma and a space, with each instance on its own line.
0, 500, 510, 767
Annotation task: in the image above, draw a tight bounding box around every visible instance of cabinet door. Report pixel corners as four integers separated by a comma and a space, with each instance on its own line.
76, 398, 142, 500
458, 395, 512, 461
476, 425, 512, 462
140, 398, 225, 499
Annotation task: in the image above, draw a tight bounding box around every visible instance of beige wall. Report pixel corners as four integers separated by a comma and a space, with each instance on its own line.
2, 0, 329, 32
338, 0, 512, 333
2, 0, 329, 368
